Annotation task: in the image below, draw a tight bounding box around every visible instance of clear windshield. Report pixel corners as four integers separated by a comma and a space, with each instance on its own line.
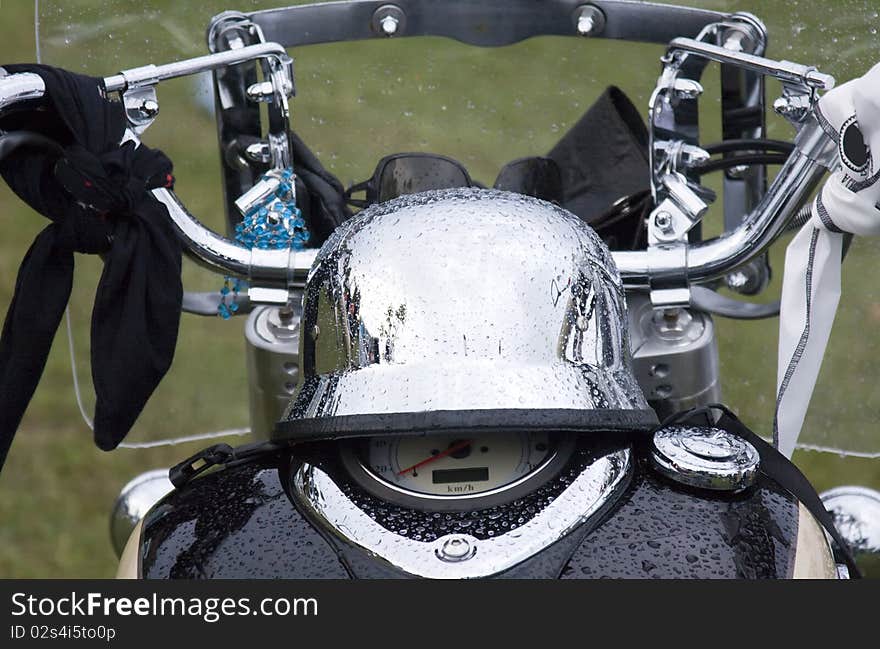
33, 0, 880, 456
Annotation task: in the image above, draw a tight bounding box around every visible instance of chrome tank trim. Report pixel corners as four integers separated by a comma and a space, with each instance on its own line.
110, 469, 174, 558
291, 447, 631, 578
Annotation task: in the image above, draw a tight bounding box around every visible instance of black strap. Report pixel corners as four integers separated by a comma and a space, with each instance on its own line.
662, 404, 861, 578
168, 440, 287, 488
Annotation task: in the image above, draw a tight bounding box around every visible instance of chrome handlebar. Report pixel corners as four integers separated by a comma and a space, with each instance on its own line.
101, 42, 292, 93
0, 70, 45, 109
616, 118, 836, 288
0, 64, 835, 292
151, 187, 318, 291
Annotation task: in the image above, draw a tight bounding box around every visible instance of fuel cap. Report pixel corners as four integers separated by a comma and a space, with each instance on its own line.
651, 425, 759, 492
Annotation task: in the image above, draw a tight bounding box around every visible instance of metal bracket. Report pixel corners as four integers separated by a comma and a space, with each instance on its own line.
248, 286, 292, 305
774, 87, 816, 127
206, 14, 298, 230
119, 65, 160, 134
122, 86, 160, 135
664, 38, 834, 91
648, 173, 709, 243
645, 13, 836, 307
646, 241, 690, 308
106, 43, 295, 146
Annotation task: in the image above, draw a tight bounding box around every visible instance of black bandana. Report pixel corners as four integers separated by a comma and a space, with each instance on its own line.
0, 64, 182, 468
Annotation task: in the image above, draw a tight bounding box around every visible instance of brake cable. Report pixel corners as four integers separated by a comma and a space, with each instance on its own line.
65, 306, 252, 448
703, 138, 795, 155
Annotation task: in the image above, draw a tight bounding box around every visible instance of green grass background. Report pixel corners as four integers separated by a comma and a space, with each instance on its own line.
0, 0, 878, 577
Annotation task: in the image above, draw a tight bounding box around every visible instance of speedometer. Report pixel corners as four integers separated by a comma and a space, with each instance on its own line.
340, 432, 574, 510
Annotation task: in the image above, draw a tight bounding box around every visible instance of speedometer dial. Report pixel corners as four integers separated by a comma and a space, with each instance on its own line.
340, 432, 573, 510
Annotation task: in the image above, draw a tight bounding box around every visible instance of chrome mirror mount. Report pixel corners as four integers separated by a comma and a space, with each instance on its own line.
645, 13, 835, 307
103, 42, 295, 167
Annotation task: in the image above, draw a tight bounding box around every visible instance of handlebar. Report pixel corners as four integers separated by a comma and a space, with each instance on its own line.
0, 70, 44, 109
151, 186, 318, 289
0, 68, 836, 292
615, 118, 836, 288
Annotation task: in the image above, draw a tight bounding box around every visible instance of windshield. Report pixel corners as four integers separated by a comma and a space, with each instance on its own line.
31, 0, 880, 457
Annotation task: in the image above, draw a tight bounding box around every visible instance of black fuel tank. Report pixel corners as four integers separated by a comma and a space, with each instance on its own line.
139, 450, 802, 579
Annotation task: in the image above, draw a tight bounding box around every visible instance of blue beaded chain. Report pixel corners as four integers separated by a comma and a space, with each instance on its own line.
218, 168, 310, 319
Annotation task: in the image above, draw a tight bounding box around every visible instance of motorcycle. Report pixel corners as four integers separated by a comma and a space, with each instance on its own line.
1, 0, 879, 579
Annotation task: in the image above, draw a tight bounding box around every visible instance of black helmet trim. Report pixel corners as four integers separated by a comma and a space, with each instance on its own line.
274, 407, 659, 441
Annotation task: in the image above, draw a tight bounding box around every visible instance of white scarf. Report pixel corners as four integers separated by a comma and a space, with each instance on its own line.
776, 62, 880, 458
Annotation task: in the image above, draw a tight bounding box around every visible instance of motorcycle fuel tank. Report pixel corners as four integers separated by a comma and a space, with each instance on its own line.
135, 442, 835, 579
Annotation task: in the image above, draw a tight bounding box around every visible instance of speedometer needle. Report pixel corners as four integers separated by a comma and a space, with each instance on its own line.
396, 439, 473, 476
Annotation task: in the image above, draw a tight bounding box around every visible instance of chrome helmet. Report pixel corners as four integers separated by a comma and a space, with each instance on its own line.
276, 188, 656, 440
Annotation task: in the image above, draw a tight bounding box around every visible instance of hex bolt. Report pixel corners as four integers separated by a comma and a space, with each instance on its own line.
662, 308, 681, 322
773, 95, 811, 123
654, 211, 674, 234
671, 79, 704, 100
372, 5, 406, 38
577, 15, 595, 35
278, 305, 294, 324
244, 141, 271, 164
380, 15, 399, 36
246, 81, 275, 103
573, 5, 605, 37
140, 98, 159, 118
